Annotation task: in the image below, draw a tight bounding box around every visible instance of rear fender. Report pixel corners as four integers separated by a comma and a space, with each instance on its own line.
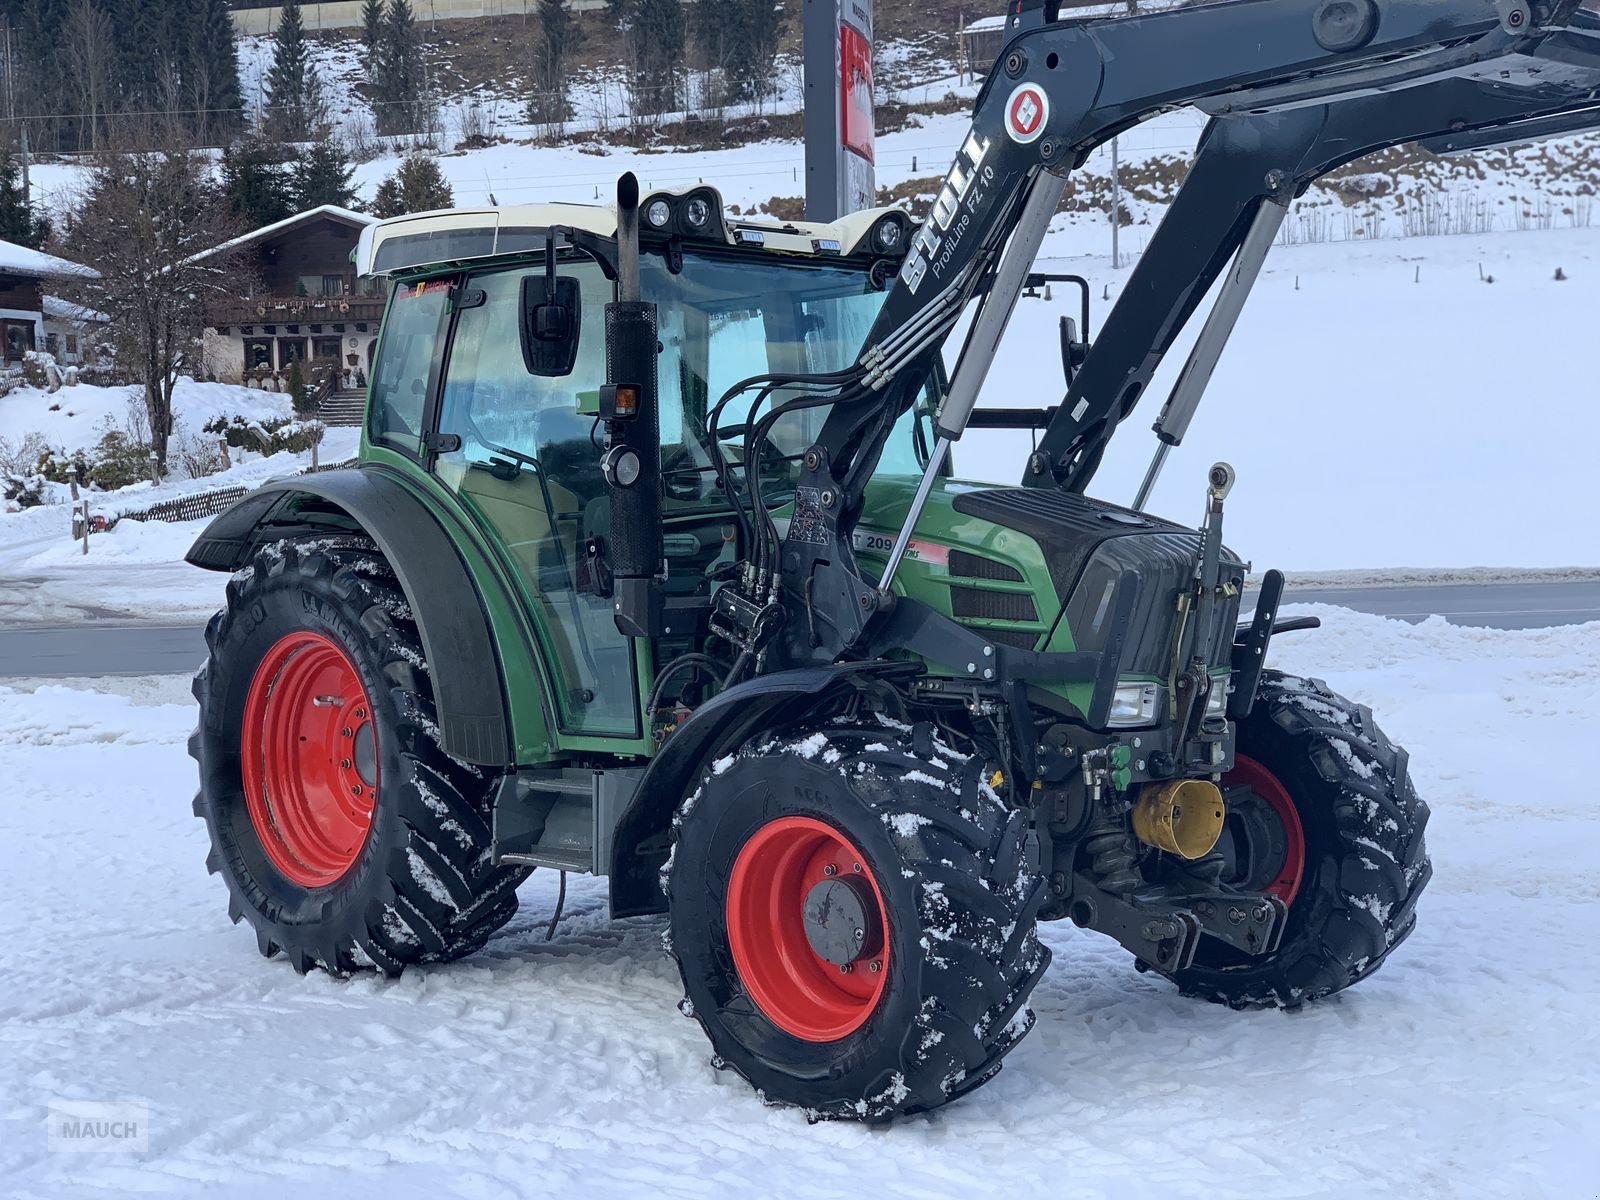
608, 663, 897, 918
187, 467, 516, 767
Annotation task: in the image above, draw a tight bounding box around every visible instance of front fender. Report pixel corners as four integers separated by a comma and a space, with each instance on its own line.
187, 467, 512, 767
608, 662, 898, 918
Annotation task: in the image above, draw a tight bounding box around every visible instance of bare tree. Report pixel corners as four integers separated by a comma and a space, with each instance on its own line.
56, 151, 245, 473
64, 0, 116, 154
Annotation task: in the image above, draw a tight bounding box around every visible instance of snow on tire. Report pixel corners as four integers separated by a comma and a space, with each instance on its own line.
1170, 671, 1433, 1010
664, 721, 1050, 1121
190, 540, 529, 976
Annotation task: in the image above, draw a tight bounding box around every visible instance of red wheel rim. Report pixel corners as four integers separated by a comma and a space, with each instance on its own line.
241, 631, 379, 888
1224, 754, 1306, 906
725, 817, 890, 1042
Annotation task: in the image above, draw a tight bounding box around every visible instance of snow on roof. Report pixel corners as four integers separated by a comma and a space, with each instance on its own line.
191, 205, 378, 262
0, 240, 97, 281
42, 294, 109, 324
965, 15, 1006, 31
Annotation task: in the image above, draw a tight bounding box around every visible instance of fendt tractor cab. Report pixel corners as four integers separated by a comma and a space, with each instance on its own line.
188, 0, 1600, 1120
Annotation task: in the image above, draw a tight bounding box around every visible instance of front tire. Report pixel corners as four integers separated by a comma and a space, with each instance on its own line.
190, 540, 529, 976
666, 724, 1050, 1121
1169, 672, 1432, 1009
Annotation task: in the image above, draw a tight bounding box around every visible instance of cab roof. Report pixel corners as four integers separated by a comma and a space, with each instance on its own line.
353, 185, 914, 278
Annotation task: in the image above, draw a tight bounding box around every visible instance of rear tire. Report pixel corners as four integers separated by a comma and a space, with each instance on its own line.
190, 540, 529, 976
1169, 672, 1432, 1009
665, 723, 1050, 1121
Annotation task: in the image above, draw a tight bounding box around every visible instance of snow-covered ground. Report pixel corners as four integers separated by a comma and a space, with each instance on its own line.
0, 429, 357, 626
0, 606, 1594, 1197
0, 377, 293, 461
960, 223, 1600, 571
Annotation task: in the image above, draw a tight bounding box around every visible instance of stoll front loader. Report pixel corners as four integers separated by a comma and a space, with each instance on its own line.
188, 0, 1600, 1120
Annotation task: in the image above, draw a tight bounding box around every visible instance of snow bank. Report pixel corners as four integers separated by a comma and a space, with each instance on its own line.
0, 427, 359, 625
0, 609, 1595, 1196
0, 376, 293, 459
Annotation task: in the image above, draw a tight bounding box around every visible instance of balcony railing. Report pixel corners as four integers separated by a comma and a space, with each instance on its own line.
208, 294, 387, 329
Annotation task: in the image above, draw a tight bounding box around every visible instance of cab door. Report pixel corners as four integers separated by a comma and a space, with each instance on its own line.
430, 253, 639, 738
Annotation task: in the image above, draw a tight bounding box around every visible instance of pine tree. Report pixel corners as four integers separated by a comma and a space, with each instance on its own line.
265, 3, 324, 138
294, 132, 360, 211
7, 0, 242, 153
373, 0, 433, 136
728, 0, 785, 105
192, 0, 246, 144
370, 156, 453, 219
0, 156, 48, 248
221, 135, 296, 228
361, 0, 387, 54
629, 0, 685, 115
528, 0, 581, 127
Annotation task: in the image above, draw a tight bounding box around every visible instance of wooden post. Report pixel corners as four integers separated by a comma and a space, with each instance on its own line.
219, 438, 231, 470
148, 450, 159, 488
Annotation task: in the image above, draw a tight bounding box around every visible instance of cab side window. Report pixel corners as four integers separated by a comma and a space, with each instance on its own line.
433, 255, 634, 736
439, 261, 611, 489
370, 280, 452, 455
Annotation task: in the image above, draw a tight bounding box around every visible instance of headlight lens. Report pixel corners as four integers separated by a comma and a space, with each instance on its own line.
1107, 681, 1161, 728
872, 214, 907, 254
645, 199, 673, 229
1205, 675, 1231, 720
683, 194, 713, 231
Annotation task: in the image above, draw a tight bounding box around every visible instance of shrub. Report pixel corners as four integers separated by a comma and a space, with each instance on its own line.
82, 428, 152, 491
203, 415, 326, 455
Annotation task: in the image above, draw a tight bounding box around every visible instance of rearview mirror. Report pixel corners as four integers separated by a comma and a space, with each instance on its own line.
520, 273, 582, 377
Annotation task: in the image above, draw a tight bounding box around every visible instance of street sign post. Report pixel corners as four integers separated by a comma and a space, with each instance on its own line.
804, 0, 876, 221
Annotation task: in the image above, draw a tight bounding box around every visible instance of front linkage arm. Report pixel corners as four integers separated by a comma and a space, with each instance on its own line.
1033, 47, 1600, 497
778, 0, 1587, 668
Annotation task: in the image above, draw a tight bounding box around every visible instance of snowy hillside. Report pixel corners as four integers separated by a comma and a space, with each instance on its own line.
960, 222, 1600, 571
0, 378, 292, 461
0, 606, 1595, 1196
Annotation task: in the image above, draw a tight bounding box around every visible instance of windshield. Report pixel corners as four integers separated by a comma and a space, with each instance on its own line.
640, 250, 936, 510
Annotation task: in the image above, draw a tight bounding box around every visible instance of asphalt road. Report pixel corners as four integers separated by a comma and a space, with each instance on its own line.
1, 580, 1595, 680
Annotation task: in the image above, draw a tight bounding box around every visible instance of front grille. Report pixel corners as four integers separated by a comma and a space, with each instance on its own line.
950, 585, 1039, 623
977, 627, 1044, 650
948, 549, 1024, 582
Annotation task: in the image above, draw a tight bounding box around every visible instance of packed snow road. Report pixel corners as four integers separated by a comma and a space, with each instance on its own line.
4, 577, 1598, 678
1, 607, 1595, 1199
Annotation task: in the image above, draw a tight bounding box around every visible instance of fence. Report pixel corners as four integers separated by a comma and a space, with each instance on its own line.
102, 459, 358, 534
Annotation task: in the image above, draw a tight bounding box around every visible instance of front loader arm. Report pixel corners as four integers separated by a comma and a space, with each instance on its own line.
1033, 68, 1600, 496
771, 0, 1591, 666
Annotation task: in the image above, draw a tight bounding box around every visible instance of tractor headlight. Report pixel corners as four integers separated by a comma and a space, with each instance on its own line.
1205, 674, 1231, 721
645, 199, 673, 230
1107, 682, 1161, 729
871, 213, 909, 256
602, 445, 643, 488
682, 194, 713, 232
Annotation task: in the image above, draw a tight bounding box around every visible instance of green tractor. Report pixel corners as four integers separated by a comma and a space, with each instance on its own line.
188, 0, 1600, 1121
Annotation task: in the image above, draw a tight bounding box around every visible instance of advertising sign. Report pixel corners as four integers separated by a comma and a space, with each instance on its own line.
804, 0, 876, 220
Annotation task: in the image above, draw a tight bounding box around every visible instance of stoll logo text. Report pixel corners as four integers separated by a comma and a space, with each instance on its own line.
900, 130, 994, 295
47, 1100, 150, 1153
